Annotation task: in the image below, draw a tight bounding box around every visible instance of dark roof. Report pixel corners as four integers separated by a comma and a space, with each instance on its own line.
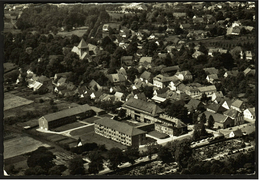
202, 111, 230, 123
107, 74, 126, 83
94, 118, 146, 136
203, 67, 219, 75
140, 71, 152, 80
224, 109, 242, 119
78, 39, 88, 49
207, 103, 227, 113
121, 56, 133, 61
41, 104, 92, 122
123, 98, 163, 117
161, 66, 180, 73
232, 129, 243, 137
187, 99, 202, 109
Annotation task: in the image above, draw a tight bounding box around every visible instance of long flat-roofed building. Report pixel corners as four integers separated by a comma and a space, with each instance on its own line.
94, 118, 146, 147
38, 104, 94, 130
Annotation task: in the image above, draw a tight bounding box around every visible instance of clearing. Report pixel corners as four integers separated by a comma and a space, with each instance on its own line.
4, 93, 34, 111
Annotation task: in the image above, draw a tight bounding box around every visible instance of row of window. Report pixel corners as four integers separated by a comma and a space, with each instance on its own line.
95, 129, 131, 146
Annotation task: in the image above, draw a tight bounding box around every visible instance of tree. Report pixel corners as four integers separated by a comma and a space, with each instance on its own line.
143, 86, 154, 99
208, 115, 215, 129
68, 156, 86, 175
27, 146, 56, 171
107, 148, 124, 170
123, 147, 139, 164
157, 146, 173, 163
24, 166, 47, 175
127, 67, 139, 82
200, 113, 207, 124
88, 151, 104, 174
48, 165, 67, 175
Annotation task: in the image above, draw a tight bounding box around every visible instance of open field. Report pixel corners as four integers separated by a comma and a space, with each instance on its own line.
4, 93, 34, 111
107, 12, 134, 21
4, 135, 50, 159
70, 125, 94, 137
57, 28, 88, 37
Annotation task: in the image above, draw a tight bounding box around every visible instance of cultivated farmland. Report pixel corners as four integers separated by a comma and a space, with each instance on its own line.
4, 93, 34, 111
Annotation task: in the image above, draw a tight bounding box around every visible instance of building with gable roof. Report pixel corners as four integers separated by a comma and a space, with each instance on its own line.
243, 108, 255, 122
39, 104, 94, 130
198, 85, 217, 97
201, 111, 234, 129
231, 99, 245, 112
106, 73, 126, 86
224, 109, 244, 126
122, 97, 164, 123
94, 118, 146, 147
140, 71, 152, 83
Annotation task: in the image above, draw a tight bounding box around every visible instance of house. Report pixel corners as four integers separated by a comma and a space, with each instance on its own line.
230, 99, 245, 112
152, 93, 167, 103
140, 71, 152, 83
99, 94, 115, 102
211, 91, 224, 103
224, 70, 239, 78
202, 111, 234, 129
203, 67, 219, 75
39, 104, 94, 130
122, 98, 164, 123
165, 45, 176, 53
121, 56, 133, 66
192, 51, 205, 59
198, 85, 217, 97
106, 73, 126, 86
185, 99, 204, 112
139, 57, 152, 69
229, 129, 243, 138
206, 103, 227, 114
175, 71, 193, 81
134, 92, 147, 101
94, 118, 146, 147
153, 74, 179, 88
224, 109, 244, 126
208, 48, 219, 57
114, 92, 125, 102
153, 87, 169, 96
206, 74, 219, 84
75, 86, 90, 98
180, 23, 192, 30
53, 72, 72, 82
161, 66, 180, 75
243, 108, 255, 122
172, 12, 187, 18
88, 79, 104, 91
193, 17, 205, 24
185, 85, 201, 99
243, 68, 255, 76
219, 98, 233, 110
119, 27, 131, 38
90, 91, 103, 100
168, 80, 182, 91
245, 51, 252, 60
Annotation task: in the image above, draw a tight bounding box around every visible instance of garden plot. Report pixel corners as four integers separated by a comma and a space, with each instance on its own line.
4, 93, 34, 111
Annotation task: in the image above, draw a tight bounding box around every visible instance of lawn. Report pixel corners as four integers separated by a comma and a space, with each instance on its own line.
70, 125, 94, 137
4, 93, 34, 111
51, 122, 86, 132
57, 28, 88, 38
4, 135, 50, 159
81, 116, 100, 124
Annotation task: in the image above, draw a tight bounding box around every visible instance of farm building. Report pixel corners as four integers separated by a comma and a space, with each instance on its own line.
38, 104, 94, 130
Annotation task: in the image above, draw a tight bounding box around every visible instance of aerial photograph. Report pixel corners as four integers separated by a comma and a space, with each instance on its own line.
3, 2, 257, 178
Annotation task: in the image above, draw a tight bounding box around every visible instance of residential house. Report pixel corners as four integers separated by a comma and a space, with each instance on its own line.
140, 71, 152, 83
193, 17, 205, 24
185, 85, 201, 99
99, 93, 115, 102
208, 48, 219, 57
165, 45, 176, 53
121, 56, 134, 66
53, 72, 72, 82
122, 98, 164, 123
185, 99, 204, 112
243, 108, 255, 122
192, 50, 205, 59
134, 92, 147, 101
245, 51, 253, 60
161, 66, 180, 75
229, 129, 243, 138
94, 118, 146, 147
175, 71, 193, 81
39, 104, 94, 130
106, 73, 126, 86
206, 74, 219, 84
119, 27, 131, 38
211, 91, 224, 103
180, 23, 192, 30
153, 74, 179, 89
88, 79, 104, 91
114, 92, 125, 102
172, 12, 187, 19
168, 79, 182, 91
219, 98, 233, 110
75, 86, 90, 98
139, 57, 152, 69
203, 67, 219, 75
152, 93, 167, 103
224, 109, 244, 126
230, 99, 245, 112
153, 87, 169, 96
206, 103, 227, 114
90, 91, 103, 100
243, 67, 255, 76
202, 111, 234, 129
198, 85, 217, 97
224, 70, 239, 78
